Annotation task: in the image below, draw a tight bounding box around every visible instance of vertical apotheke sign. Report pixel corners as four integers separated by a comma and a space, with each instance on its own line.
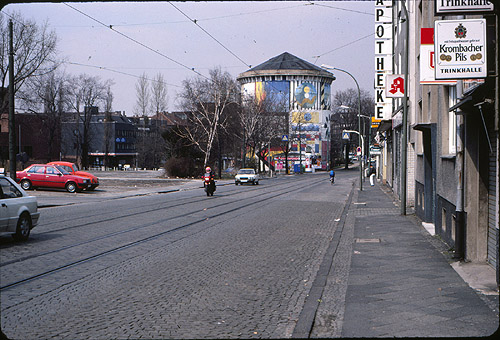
434, 19, 487, 79
374, 0, 393, 121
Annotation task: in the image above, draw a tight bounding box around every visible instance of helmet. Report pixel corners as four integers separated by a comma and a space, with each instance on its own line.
205, 167, 211, 172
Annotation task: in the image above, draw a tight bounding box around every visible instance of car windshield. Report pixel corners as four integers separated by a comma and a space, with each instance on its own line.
55, 165, 70, 175
238, 169, 254, 174
72, 163, 80, 171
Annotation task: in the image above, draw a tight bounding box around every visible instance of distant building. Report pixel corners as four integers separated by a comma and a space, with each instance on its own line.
0, 112, 61, 167
61, 109, 137, 169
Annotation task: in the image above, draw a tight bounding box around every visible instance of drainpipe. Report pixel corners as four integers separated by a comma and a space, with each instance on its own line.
494, 9, 499, 290
401, 1, 409, 215
454, 85, 465, 261
454, 15, 466, 261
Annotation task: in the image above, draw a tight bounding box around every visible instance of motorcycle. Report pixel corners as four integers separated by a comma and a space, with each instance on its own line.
203, 173, 216, 196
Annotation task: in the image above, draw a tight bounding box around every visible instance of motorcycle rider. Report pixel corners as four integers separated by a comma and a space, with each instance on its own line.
203, 166, 216, 194
203, 166, 214, 181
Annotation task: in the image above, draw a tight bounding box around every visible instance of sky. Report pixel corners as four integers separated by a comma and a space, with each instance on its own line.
2, 1, 375, 116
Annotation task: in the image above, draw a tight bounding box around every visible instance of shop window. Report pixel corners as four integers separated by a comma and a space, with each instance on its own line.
442, 208, 447, 233
448, 86, 457, 154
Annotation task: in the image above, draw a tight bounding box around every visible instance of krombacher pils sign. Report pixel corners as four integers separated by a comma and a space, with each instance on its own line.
434, 19, 487, 79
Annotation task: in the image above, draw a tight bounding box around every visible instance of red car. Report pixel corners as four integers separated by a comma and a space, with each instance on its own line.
16, 164, 91, 193
48, 161, 99, 190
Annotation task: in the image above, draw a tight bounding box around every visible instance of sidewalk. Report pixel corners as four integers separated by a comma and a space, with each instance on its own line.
340, 181, 499, 337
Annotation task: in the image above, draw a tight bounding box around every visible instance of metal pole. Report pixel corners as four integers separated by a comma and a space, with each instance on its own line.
320, 65, 362, 190
401, 1, 409, 215
8, 20, 16, 180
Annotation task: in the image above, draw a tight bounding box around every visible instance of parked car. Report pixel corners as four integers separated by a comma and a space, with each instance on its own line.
235, 168, 259, 185
48, 161, 99, 190
16, 164, 91, 193
0, 175, 40, 241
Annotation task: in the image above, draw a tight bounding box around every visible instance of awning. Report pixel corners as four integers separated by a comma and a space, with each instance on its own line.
413, 122, 432, 131
449, 83, 489, 112
378, 120, 393, 132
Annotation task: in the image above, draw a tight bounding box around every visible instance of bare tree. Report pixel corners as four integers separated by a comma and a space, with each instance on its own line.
239, 94, 262, 168
331, 88, 374, 166
134, 72, 150, 116
239, 90, 288, 172
103, 84, 113, 169
0, 11, 59, 113
150, 72, 168, 115
17, 68, 69, 162
66, 74, 114, 169
178, 67, 239, 169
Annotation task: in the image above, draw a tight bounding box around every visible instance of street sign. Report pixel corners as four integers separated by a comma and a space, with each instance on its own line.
357, 146, 362, 156
342, 131, 350, 140
282, 135, 289, 142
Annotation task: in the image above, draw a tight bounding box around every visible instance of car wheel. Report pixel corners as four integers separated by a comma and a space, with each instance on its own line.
66, 182, 77, 193
235, 182, 238, 185
256, 181, 259, 185
20, 179, 32, 190
13, 214, 31, 242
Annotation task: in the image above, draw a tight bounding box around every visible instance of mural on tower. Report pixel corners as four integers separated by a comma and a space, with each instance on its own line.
295, 82, 317, 109
254, 80, 290, 109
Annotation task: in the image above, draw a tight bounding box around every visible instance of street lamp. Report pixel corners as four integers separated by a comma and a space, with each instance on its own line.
321, 64, 363, 191
342, 105, 371, 177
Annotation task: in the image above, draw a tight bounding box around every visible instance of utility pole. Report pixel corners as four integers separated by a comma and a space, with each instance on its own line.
8, 19, 16, 180
454, 15, 466, 261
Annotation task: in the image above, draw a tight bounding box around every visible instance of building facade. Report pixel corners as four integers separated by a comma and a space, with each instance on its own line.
376, 0, 498, 285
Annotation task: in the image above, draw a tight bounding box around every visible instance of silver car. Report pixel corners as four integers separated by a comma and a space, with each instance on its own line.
235, 168, 259, 185
0, 176, 40, 241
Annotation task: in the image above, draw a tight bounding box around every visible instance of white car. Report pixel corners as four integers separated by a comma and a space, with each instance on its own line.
235, 168, 259, 185
0, 176, 40, 241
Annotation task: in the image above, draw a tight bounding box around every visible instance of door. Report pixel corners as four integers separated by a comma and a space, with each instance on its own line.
26, 165, 46, 187
0, 177, 24, 232
0, 179, 8, 231
44, 166, 65, 189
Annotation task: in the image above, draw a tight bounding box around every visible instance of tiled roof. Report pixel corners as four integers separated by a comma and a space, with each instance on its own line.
247, 52, 325, 72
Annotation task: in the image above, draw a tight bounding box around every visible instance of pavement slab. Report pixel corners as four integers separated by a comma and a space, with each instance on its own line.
339, 184, 499, 338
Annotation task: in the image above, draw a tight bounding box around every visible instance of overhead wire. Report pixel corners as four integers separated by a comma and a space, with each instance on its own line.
50, 3, 308, 28
308, 2, 374, 16
62, 61, 182, 88
312, 32, 375, 64
167, 1, 251, 69
62, 2, 209, 80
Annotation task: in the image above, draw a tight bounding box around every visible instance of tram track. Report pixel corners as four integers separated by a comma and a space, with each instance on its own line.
0, 176, 326, 291
0, 179, 296, 268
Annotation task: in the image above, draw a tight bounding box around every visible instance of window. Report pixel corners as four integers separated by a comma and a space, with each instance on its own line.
448, 86, 457, 154
0, 178, 22, 198
46, 166, 58, 175
28, 166, 45, 174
